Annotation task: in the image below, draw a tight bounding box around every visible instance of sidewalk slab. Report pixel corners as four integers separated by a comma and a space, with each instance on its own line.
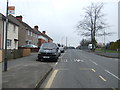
2, 53, 53, 88
95, 51, 119, 58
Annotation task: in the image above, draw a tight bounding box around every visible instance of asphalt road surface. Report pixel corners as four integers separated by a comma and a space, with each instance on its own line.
40, 49, 119, 88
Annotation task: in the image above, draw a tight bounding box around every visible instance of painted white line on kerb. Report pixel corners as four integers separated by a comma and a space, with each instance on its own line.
89, 59, 98, 65
105, 69, 120, 80
45, 69, 58, 88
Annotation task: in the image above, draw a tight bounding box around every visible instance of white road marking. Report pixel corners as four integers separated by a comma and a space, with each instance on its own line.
74, 59, 77, 62
81, 60, 84, 62
105, 69, 120, 80
91, 69, 96, 72
45, 70, 58, 88
55, 62, 58, 65
77, 59, 80, 62
99, 75, 107, 81
89, 59, 98, 65
66, 59, 68, 62
74, 59, 84, 62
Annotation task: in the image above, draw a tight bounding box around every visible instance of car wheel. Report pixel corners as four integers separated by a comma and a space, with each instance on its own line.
36, 59, 38, 61
54, 58, 58, 62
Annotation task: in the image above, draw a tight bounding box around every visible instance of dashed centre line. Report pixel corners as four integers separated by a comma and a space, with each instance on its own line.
99, 75, 107, 81
91, 69, 96, 72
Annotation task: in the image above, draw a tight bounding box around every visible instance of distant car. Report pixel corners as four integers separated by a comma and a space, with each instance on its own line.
88, 44, 95, 50
21, 44, 38, 48
59, 46, 65, 53
37, 43, 59, 62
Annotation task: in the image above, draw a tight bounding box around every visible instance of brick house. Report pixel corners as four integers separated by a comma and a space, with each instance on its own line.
38, 31, 53, 46
0, 13, 5, 49
0, 13, 19, 49
9, 15, 42, 47
1, 14, 53, 49
14, 15, 53, 47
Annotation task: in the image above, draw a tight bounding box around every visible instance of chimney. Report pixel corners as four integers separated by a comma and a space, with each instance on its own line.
34, 25, 39, 31
42, 31, 46, 34
16, 16, 22, 21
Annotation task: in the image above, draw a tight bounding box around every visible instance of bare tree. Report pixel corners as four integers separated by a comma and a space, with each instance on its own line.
76, 3, 110, 51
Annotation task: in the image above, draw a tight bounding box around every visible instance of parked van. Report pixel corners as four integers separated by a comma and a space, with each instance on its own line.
88, 44, 95, 50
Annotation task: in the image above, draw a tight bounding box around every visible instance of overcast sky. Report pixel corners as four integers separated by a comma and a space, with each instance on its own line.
0, 0, 119, 47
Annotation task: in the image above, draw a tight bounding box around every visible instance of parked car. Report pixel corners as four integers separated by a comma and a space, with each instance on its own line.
59, 46, 65, 53
21, 44, 38, 48
37, 43, 59, 62
58, 47, 61, 56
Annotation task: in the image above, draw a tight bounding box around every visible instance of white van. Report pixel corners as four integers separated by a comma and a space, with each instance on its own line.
88, 44, 95, 50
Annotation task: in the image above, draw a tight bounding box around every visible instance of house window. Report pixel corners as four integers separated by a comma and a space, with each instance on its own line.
28, 30, 30, 36
36, 34, 38, 38
7, 39, 12, 47
31, 31, 32, 36
13, 25, 16, 33
33, 33, 35, 37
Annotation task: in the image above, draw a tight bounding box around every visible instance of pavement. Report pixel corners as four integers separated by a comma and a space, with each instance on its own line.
94, 51, 119, 59
2, 53, 53, 89
0, 63, 2, 90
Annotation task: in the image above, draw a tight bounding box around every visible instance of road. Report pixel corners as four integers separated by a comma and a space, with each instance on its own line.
40, 49, 119, 88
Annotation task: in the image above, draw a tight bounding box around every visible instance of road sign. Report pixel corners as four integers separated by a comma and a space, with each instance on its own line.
8, 6, 15, 14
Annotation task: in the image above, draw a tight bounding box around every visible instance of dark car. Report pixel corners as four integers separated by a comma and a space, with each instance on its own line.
37, 43, 59, 62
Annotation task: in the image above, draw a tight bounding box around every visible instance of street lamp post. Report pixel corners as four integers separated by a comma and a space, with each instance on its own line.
66, 37, 67, 49
4, 0, 9, 71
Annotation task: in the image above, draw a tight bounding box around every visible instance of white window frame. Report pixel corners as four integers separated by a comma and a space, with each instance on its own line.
7, 39, 12, 48
31, 31, 32, 36
28, 30, 30, 36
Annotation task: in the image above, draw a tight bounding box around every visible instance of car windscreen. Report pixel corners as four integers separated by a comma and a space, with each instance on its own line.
41, 43, 57, 50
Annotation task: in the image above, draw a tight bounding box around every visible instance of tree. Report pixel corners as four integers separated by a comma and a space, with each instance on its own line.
80, 39, 91, 46
76, 3, 110, 52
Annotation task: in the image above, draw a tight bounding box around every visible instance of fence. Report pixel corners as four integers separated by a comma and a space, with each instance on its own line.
0, 50, 3, 62
19, 47, 39, 52
0, 49, 31, 62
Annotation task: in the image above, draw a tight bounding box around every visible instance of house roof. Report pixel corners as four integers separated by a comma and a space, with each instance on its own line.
9, 16, 42, 35
8, 15, 20, 26
0, 13, 19, 26
41, 33, 53, 41
1, 13, 53, 41
0, 13, 6, 20
16, 17, 53, 41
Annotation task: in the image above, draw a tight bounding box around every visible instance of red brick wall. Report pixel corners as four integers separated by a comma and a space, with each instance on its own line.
48, 39, 53, 43
38, 38, 47, 46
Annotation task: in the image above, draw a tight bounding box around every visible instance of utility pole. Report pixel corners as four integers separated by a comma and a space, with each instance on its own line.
104, 29, 106, 52
4, 0, 9, 71
61, 36, 64, 45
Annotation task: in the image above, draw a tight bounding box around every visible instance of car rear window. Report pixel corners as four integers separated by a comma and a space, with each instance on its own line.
41, 43, 57, 49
